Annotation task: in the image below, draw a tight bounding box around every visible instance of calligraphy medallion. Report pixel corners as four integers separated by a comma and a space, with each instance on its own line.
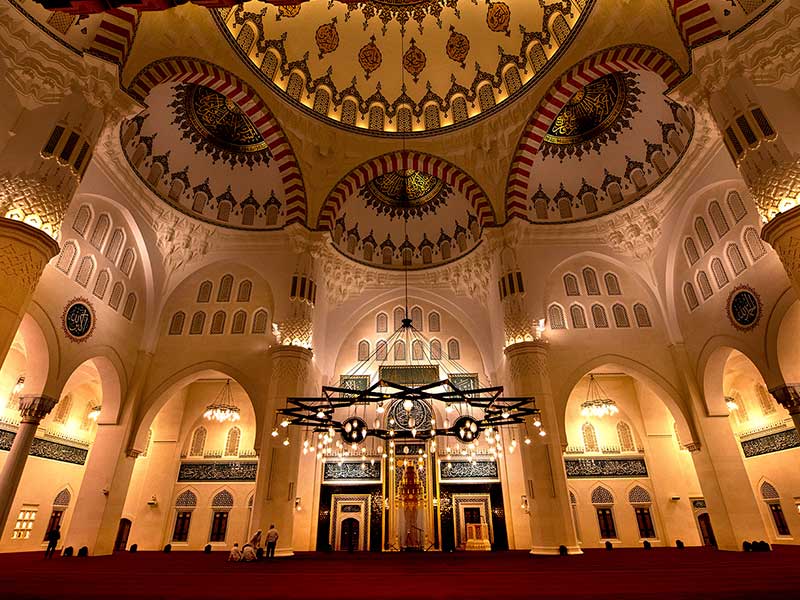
62, 298, 95, 343
727, 285, 762, 331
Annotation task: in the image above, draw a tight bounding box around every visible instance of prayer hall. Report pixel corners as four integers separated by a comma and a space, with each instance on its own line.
0, 0, 799, 598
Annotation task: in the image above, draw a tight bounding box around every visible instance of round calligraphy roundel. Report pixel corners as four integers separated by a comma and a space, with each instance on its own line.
62, 298, 96, 343
727, 285, 762, 332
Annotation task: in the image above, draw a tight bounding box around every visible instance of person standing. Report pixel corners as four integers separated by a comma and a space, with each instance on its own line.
265, 524, 279, 558
44, 525, 60, 559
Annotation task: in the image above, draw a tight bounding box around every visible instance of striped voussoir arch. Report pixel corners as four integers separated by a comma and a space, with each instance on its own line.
506, 45, 685, 222
317, 151, 496, 231
670, 0, 725, 48
88, 8, 139, 66
128, 57, 306, 225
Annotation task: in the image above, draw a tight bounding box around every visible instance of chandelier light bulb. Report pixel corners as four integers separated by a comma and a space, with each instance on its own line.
403, 399, 414, 412
533, 418, 542, 428
501, 411, 510, 419
539, 430, 547, 437
445, 403, 454, 413
271, 429, 279, 438
524, 437, 531, 445
281, 419, 290, 428
283, 438, 290, 446
376, 402, 385, 414
316, 410, 326, 419
725, 398, 739, 412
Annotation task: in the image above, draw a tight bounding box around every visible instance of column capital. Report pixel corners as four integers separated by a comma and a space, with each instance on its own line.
769, 384, 800, 415
504, 339, 549, 358
268, 344, 314, 362
17, 395, 58, 424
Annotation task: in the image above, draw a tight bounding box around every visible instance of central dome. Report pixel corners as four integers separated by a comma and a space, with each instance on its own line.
215, 0, 592, 135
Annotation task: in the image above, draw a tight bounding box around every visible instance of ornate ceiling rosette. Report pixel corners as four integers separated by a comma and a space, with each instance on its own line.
215, 0, 594, 135
540, 72, 642, 161
170, 83, 272, 168
360, 169, 451, 220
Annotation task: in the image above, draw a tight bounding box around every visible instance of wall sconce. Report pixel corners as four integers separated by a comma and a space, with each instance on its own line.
534, 319, 546, 340
294, 497, 302, 512
147, 495, 158, 506
520, 495, 530, 514
432, 498, 438, 507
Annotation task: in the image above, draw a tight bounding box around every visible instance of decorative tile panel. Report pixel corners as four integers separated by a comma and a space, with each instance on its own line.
564, 457, 648, 478
177, 461, 258, 482
741, 429, 800, 458
1, 429, 87, 465
439, 460, 499, 482
323, 460, 382, 484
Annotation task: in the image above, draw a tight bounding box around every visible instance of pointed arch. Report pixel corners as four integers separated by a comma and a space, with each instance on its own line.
376, 312, 388, 333
590, 485, 614, 505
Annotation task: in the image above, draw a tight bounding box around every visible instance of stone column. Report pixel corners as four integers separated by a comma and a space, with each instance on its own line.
0, 219, 59, 365
769, 384, 800, 436
250, 345, 312, 556
0, 395, 58, 532
505, 341, 580, 555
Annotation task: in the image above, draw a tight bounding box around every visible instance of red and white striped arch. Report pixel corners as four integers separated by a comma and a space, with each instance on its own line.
670, 0, 724, 48
317, 151, 496, 231
505, 45, 686, 221
88, 8, 139, 66
128, 57, 307, 225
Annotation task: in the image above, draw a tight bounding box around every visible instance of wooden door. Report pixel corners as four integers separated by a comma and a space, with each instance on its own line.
340, 518, 360, 551
114, 518, 132, 551
697, 513, 717, 547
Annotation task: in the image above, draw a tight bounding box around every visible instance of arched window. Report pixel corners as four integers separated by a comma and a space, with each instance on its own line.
548, 304, 567, 329
760, 481, 779, 500
131, 144, 146, 168
684, 282, 699, 311
709, 201, 730, 237
393, 307, 405, 332
760, 481, 790, 536
376, 340, 388, 361
612, 304, 630, 327
168, 179, 184, 201
583, 191, 598, 214
528, 42, 547, 73
604, 273, 621, 295
743, 227, 766, 261
503, 65, 522, 95
633, 304, 651, 327
122, 293, 137, 320
412, 340, 424, 361
726, 243, 747, 275
617, 422, 635, 452
534, 198, 548, 220
684, 237, 700, 265
210, 490, 234, 541
210, 310, 226, 334
558, 197, 572, 219
628, 485, 651, 504
570, 305, 587, 329
447, 339, 461, 360
236, 22, 256, 54
430, 339, 442, 360
241, 205, 256, 226
224, 427, 240, 457
231, 310, 247, 334
591, 304, 608, 328
755, 384, 776, 416
607, 182, 623, 205
582, 422, 599, 452
564, 273, 580, 296
582, 267, 600, 295
551, 12, 570, 44
236, 280, 252, 302
74, 255, 94, 287
411, 306, 423, 330
591, 486, 614, 505
394, 340, 406, 361
189, 311, 206, 335
376, 312, 388, 333
652, 151, 669, 176
428, 312, 440, 332
105, 229, 124, 263
176, 490, 198, 507
169, 311, 185, 335
630, 169, 647, 191
72, 205, 92, 236
197, 281, 212, 303
252, 309, 268, 334
93, 270, 110, 299
53, 394, 72, 424
217, 275, 233, 302
727, 191, 747, 222
189, 427, 206, 456
109, 281, 124, 310
697, 271, 713, 299
56, 241, 78, 274
192, 192, 207, 213
53, 489, 71, 509
711, 258, 729, 288
217, 201, 232, 222
695, 217, 713, 251
667, 130, 685, 155
357, 340, 370, 361
90, 214, 110, 250
119, 248, 135, 277
147, 162, 163, 186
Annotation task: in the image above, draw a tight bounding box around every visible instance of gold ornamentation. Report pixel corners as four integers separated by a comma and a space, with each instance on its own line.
362, 170, 450, 219
726, 284, 762, 332
486, 1, 511, 36
185, 85, 269, 154
446, 25, 470, 68
315, 17, 339, 59
347, 0, 459, 35
358, 35, 382, 80
0, 174, 73, 239
277, 4, 301, 19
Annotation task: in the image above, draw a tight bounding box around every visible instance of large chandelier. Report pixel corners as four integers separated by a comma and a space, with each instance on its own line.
204, 379, 241, 423
580, 375, 619, 419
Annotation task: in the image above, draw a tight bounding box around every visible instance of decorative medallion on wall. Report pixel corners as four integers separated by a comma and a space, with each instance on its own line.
171, 84, 271, 168
485, 1, 511, 35
446, 25, 470, 67
541, 72, 641, 160
727, 284, 762, 331
402, 38, 427, 83
62, 297, 95, 343
387, 398, 433, 433
359, 35, 383, 80
315, 17, 339, 59
361, 170, 451, 219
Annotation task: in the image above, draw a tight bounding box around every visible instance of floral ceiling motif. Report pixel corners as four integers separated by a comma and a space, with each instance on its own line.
216, 0, 593, 135
361, 169, 451, 220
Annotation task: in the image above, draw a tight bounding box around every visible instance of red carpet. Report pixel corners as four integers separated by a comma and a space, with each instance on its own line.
1, 547, 799, 599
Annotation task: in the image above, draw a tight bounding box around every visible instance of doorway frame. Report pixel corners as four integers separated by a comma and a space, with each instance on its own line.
452, 494, 493, 549
330, 494, 371, 551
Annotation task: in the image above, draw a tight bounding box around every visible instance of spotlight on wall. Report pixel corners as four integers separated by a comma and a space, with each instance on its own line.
147, 495, 158, 506
294, 497, 302, 512
724, 396, 739, 412
520, 495, 530, 514
88, 405, 102, 421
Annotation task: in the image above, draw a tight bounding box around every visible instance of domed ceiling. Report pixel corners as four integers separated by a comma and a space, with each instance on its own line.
121, 82, 290, 230
512, 68, 694, 224
322, 151, 494, 270
215, 0, 593, 135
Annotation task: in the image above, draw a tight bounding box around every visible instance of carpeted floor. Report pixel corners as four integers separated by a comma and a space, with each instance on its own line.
1, 546, 799, 600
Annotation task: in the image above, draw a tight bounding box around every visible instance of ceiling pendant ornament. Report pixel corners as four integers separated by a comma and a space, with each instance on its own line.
315, 17, 339, 59
446, 25, 470, 68
580, 375, 619, 419
541, 72, 642, 161
170, 84, 271, 169
402, 37, 427, 83
485, 1, 511, 36
359, 35, 383, 80
361, 170, 451, 220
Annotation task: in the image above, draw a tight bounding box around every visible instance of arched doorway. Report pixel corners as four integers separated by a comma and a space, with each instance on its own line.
114, 518, 132, 551
340, 518, 360, 552
697, 513, 716, 547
